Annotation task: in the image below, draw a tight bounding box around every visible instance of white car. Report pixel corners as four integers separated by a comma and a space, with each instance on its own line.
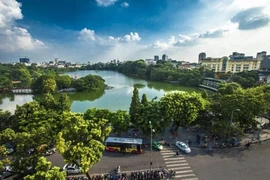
63, 164, 81, 174
175, 141, 191, 153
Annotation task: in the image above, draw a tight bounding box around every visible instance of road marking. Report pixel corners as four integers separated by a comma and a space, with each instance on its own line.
171, 166, 191, 170
161, 152, 176, 155
164, 157, 184, 161
162, 155, 177, 158
165, 158, 185, 163
181, 178, 199, 180
175, 173, 196, 178
167, 162, 188, 167
175, 170, 193, 174
166, 160, 186, 164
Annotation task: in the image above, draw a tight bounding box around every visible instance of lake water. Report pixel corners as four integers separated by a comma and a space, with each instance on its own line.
0, 70, 200, 113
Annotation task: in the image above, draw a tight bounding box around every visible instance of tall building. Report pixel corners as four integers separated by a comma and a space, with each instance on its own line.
198, 52, 206, 63
154, 55, 159, 61
256, 51, 267, 61
19, 58, 30, 63
162, 54, 168, 61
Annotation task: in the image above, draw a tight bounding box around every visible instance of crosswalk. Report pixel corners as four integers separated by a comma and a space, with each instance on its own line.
161, 146, 198, 180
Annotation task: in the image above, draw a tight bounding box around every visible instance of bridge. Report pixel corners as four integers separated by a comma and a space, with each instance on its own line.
0, 88, 32, 94
11, 88, 32, 94
199, 77, 225, 91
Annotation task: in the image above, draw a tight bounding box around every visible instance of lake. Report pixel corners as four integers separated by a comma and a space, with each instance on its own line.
0, 70, 200, 113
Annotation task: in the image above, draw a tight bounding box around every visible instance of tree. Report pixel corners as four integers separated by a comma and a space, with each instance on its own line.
217, 82, 242, 95
55, 75, 72, 90
0, 109, 12, 131
136, 98, 169, 136
141, 94, 148, 106
42, 78, 57, 93
161, 92, 207, 131
24, 157, 66, 180
56, 112, 111, 173
72, 75, 106, 92
110, 110, 130, 134
129, 87, 141, 125
57, 93, 71, 113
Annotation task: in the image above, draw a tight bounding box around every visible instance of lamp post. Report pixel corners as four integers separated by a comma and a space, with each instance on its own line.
228, 109, 240, 138
149, 121, 153, 171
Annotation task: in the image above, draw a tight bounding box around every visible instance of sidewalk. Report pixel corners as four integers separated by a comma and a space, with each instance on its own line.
143, 127, 270, 149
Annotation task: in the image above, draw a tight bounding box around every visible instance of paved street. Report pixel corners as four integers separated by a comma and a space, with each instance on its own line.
47, 146, 166, 174
185, 141, 270, 180
161, 146, 198, 180
48, 141, 270, 180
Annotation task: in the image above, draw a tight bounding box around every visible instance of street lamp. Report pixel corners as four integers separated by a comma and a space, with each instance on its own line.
228, 109, 240, 138
149, 121, 153, 171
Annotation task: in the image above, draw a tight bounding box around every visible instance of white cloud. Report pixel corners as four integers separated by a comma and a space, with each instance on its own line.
0, 0, 44, 52
123, 32, 141, 42
95, 0, 118, 7
0, 0, 22, 28
78, 28, 95, 40
153, 29, 228, 49
121, 2, 129, 8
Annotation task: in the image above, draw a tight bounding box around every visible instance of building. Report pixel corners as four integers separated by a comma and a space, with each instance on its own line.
19, 58, 30, 63
154, 55, 159, 61
198, 52, 206, 63
201, 52, 263, 73
162, 54, 168, 61
261, 55, 270, 70
256, 51, 267, 61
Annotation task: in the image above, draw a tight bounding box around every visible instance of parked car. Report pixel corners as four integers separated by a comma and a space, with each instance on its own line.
175, 141, 191, 153
62, 164, 81, 174
5, 143, 16, 155
152, 140, 163, 151
0, 166, 15, 179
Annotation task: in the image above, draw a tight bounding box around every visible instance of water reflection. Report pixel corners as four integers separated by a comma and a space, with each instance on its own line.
0, 70, 200, 113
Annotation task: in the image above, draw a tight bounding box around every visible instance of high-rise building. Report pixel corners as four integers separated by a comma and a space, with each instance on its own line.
162, 54, 168, 61
154, 55, 159, 61
198, 52, 206, 63
19, 58, 30, 63
256, 51, 267, 61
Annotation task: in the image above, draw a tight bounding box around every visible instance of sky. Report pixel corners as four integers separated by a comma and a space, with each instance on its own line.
0, 0, 270, 64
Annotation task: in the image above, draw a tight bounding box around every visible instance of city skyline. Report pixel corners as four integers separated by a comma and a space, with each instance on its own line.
0, 0, 270, 63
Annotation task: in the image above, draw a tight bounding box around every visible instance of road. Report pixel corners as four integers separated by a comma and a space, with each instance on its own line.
47, 146, 166, 174
48, 141, 270, 179
185, 141, 270, 180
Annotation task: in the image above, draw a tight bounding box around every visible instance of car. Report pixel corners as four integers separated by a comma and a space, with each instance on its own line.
62, 164, 81, 174
175, 141, 191, 153
152, 140, 163, 151
0, 166, 15, 179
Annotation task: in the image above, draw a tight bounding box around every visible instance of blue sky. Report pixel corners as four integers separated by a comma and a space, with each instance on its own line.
0, 0, 270, 63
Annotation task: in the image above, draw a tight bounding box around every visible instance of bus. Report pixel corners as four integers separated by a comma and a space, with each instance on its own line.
105, 137, 143, 154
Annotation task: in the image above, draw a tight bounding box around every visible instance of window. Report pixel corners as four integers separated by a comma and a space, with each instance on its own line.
231, 65, 234, 72
236, 64, 241, 72
243, 64, 249, 70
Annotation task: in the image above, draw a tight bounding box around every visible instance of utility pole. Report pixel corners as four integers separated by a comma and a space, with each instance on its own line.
149, 121, 152, 171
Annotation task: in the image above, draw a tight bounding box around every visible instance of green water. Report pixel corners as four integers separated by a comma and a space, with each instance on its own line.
0, 70, 200, 113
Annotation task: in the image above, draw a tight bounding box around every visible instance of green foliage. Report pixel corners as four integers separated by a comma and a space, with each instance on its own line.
161, 92, 207, 130
72, 74, 106, 92
0, 76, 12, 89
55, 75, 72, 90
110, 110, 130, 134
129, 87, 141, 125
136, 98, 169, 136
141, 94, 148, 106
24, 157, 66, 180
56, 112, 111, 173
31, 75, 57, 94
217, 82, 242, 95
0, 110, 12, 131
